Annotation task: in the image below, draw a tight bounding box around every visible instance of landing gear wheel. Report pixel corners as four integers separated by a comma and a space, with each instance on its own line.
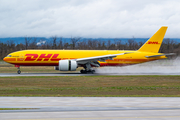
80, 69, 86, 74
17, 70, 21, 74
91, 70, 95, 74
80, 69, 95, 74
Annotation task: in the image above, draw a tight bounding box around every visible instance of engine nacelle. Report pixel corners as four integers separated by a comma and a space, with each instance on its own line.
54, 60, 77, 71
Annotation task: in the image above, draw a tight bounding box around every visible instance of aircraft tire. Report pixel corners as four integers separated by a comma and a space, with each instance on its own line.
80, 69, 95, 74
80, 70, 86, 74
17, 70, 21, 74
91, 70, 95, 74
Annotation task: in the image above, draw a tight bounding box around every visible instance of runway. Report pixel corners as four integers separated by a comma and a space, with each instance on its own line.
0, 97, 180, 120
0, 72, 180, 77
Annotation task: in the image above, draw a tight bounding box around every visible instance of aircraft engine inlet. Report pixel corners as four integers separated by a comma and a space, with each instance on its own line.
54, 60, 77, 71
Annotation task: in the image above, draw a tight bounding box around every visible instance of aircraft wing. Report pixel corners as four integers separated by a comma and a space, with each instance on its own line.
76, 52, 132, 67
145, 53, 176, 58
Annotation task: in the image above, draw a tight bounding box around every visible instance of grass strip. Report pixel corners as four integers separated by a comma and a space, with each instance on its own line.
0, 76, 180, 97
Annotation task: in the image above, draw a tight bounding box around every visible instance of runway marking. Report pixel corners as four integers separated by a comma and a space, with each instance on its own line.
1, 72, 180, 77
13, 115, 180, 120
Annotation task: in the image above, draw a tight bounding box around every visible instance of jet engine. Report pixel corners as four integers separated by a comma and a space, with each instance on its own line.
54, 60, 77, 71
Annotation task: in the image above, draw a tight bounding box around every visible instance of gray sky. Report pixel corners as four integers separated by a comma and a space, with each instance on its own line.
0, 0, 180, 38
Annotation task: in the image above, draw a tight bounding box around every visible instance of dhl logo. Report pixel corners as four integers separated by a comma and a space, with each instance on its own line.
24, 54, 61, 61
146, 41, 160, 44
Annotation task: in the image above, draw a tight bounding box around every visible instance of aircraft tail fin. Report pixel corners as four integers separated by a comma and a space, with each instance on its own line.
138, 26, 168, 53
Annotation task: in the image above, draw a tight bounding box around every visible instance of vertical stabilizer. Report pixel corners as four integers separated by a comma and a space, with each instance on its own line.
138, 26, 168, 53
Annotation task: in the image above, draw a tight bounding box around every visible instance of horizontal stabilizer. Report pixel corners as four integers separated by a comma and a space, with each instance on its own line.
145, 53, 176, 58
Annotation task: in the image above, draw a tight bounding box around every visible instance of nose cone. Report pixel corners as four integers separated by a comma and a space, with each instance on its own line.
3, 57, 7, 62
3, 57, 16, 63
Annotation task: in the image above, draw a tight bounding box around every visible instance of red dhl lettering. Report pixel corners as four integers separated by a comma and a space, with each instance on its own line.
25, 54, 38, 61
37, 54, 53, 61
51, 54, 61, 61
146, 41, 160, 44
24, 54, 61, 61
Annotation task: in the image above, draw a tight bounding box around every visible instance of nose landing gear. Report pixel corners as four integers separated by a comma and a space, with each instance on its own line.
15, 65, 21, 74
17, 67, 21, 74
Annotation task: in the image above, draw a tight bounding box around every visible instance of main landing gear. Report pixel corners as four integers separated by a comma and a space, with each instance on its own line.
80, 69, 95, 74
80, 63, 96, 74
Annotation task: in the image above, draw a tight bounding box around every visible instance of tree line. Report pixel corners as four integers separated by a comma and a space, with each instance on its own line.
0, 37, 180, 60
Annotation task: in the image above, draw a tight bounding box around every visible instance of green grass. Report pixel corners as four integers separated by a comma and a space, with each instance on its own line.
0, 76, 180, 97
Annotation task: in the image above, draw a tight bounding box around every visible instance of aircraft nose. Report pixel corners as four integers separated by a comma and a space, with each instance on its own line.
3, 57, 7, 62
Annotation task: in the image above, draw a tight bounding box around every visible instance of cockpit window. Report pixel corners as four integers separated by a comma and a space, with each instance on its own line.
6, 55, 12, 57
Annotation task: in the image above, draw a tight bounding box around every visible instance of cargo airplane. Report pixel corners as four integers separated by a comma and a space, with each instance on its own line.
3, 26, 174, 74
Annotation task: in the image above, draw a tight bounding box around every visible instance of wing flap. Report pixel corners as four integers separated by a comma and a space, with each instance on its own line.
76, 52, 132, 64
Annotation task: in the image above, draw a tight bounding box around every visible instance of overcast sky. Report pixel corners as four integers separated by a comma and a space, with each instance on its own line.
0, 0, 180, 38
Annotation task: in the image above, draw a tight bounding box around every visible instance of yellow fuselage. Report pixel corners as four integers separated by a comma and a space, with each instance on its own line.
3, 50, 166, 67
